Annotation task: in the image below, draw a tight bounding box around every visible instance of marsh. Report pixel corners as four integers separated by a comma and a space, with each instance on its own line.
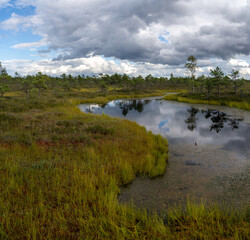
80, 99, 250, 212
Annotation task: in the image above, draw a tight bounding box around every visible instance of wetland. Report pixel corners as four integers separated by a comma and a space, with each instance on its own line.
80, 99, 250, 211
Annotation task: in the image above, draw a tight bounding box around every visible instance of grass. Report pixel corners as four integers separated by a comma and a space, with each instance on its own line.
0, 89, 249, 239
165, 200, 249, 239
70, 89, 169, 105
164, 92, 250, 111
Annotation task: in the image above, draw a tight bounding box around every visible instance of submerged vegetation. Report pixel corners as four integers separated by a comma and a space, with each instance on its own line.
0, 62, 249, 239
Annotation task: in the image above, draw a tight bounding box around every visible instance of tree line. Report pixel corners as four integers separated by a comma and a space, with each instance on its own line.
185, 55, 245, 95
0, 59, 248, 102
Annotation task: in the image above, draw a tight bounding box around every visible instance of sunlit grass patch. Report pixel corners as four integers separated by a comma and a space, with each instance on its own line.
77, 87, 99, 92
164, 93, 250, 111
4, 91, 22, 97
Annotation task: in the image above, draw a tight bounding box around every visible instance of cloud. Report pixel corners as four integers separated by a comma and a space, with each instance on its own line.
1, 0, 250, 78
229, 59, 249, 68
2, 55, 250, 79
2, 57, 137, 76
14, 0, 36, 7
1, 12, 41, 31
11, 38, 48, 49
240, 67, 250, 76
38, 49, 50, 53
1, 0, 249, 66
1, 56, 188, 77
0, 0, 10, 8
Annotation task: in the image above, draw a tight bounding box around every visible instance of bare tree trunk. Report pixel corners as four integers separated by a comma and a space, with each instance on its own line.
192, 75, 195, 93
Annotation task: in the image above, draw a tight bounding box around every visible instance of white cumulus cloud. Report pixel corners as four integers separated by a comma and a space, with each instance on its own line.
229, 59, 249, 68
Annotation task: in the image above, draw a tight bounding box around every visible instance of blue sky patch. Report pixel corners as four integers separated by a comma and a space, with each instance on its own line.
0, 2, 43, 60
0, 1, 36, 21
158, 118, 170, 133
158, 119, 169, 129
0, 30, 44, 60
158, 31, 169, 43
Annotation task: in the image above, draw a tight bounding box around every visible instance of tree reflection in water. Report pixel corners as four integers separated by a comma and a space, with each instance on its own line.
185, 107, 199, 131
207, 110, 228, 133
228, 118, 242, 130
80, 100, 249, 158
116, 100, 150, 116
185, 108, 243, 133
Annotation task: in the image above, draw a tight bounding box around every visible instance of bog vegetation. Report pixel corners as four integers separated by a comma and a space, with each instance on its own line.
0, 61, 249, 239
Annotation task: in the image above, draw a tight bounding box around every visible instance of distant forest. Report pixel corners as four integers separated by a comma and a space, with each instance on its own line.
0, 61, 249, 101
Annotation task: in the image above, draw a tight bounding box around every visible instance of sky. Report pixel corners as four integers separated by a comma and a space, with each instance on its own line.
0, 0, 250, 78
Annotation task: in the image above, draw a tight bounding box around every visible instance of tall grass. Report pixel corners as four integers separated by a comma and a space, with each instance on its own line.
165, 200, 249, 239
0, 90, 249, 239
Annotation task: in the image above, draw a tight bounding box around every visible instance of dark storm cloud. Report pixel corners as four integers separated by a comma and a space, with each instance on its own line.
29, 0, 193, 63
172, 24, 250, 61
46, 0, 185, 63
3, 0, 250, 67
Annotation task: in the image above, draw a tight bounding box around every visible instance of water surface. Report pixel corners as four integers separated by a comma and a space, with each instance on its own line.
79, 99, 250, 211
